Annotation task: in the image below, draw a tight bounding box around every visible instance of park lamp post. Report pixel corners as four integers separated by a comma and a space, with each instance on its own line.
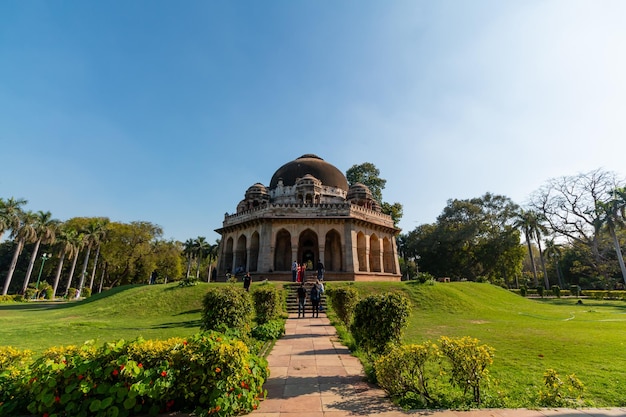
34, 252, 52, 299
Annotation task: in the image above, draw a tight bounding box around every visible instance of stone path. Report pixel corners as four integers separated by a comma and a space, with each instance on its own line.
249, 314, 626, 417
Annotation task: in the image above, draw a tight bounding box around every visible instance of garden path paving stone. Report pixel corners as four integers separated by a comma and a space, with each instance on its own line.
248, 314, 626, 417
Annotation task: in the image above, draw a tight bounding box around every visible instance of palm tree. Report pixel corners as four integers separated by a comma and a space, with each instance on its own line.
206, 241, 220, 282
0, 197, 27, 242
544, 239, 564, 288
21, 211, 59, 294
75, 220, 106, 298
194, 236, 210, 279
596, 187, 626, 286
88, 219, 109, 290
183, 238, 195, 279
63, 232, 84, 297
2, 211, 37, 295
514, 209, 540, 287
52, 225, 80, 298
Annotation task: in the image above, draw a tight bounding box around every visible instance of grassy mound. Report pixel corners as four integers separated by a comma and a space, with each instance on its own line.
327, 281, 626, 407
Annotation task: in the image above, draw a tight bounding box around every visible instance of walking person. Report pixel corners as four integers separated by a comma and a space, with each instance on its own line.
297, 282, 307, 318
316, 279, 325, 312
316, 260, 325, 281
243, 272, 251, 292
310, 281, 321, 318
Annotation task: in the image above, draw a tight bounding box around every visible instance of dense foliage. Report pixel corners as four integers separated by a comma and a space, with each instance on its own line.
201, 285, 254, 335
0, 203, 219, 297
326, 285, 360, 326
350, 292, 411, 355
0, 333, 268, 417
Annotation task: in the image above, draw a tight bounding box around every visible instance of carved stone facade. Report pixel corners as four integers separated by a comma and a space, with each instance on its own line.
215, 154, 401, 281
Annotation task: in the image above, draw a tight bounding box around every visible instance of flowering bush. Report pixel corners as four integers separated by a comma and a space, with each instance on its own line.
1, 332, 268, 417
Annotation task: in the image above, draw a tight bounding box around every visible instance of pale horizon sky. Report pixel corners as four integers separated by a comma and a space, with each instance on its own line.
2, 1, 625, 243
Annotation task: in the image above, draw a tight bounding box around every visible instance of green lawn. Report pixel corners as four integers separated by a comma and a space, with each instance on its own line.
0, 283, 207, 354
328, 281, 626, 407
1, 280, 625, 407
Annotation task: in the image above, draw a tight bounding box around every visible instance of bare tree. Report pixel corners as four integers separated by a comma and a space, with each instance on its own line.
530, 168, 624, 279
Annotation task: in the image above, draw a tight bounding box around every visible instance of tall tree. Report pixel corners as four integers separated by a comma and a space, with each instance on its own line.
530, 168, 623, 279
75, 219, 106, 297
2, 211, 37, 295
194, 236, 210, 279
21, 210, 59, 294
88, 219, 109, 290
513, 209, 540, 286
596, 187, 626, 285
544, 238, 564, 288
407, 193, 523, 284
52, 225, 80, 298
0, 197, 27, 242
183, 238, 195, 278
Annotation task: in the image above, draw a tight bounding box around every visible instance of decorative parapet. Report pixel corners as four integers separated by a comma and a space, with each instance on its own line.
221, 202, 395, 228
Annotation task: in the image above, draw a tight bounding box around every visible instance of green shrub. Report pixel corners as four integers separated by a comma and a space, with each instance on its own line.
82, 286, 92, 298
439, 336, 494, 405
178, 277, 198, 287
251, 286, 283, 324
375, 342, 440, 408
350, 293, 411, 355
251, 319, 285, 341
326, 286, 360, 327
537, 286, 544, 297
520, 285, 527, 297
201, 285, 253, 335
538, 368, 584, 407
551, 285, 561, 298
4, 332, 268, 417
24, 288, 36, 300
67, 287, 77, 299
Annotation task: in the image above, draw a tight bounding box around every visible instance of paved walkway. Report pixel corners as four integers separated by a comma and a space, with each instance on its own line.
250, 314, 626, 417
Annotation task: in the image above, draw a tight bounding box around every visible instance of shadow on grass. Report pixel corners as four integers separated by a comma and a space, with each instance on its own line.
152, 319, 203, 329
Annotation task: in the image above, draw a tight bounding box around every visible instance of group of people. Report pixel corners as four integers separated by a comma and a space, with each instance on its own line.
296, 279, 324, 318
292, 260, 325, 282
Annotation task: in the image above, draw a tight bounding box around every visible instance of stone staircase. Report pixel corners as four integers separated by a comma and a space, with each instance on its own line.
285, 275, 327, 314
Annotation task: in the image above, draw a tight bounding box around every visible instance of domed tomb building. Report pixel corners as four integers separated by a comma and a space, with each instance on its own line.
215, 154, 401, 281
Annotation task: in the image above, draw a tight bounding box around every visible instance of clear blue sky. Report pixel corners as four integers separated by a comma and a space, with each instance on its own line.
2, 1, 625, 243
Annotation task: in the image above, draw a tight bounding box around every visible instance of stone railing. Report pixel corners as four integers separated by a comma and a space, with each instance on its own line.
221, 202, 395, 228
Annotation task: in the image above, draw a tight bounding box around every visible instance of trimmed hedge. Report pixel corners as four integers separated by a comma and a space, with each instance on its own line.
326, 286, 360, 327
350, 292, 411, 355
201, 285, 253, 335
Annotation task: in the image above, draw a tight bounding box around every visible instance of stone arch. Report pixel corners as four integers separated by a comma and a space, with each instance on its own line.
383, 237, 395, 273
298, 229, 319, 270
249, 232, 260, 272
274, 229, 291, 272
369, 233, 381, 272
236, 234, 247, 272
324, 229, 343, 272
357, 231, 367, 272
224, 237, 234, 273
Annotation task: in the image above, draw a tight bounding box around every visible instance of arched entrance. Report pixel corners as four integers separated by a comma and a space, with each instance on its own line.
298, 229, 318, 270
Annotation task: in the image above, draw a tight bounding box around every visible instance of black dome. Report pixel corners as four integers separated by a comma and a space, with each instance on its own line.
269, 154, 349, 191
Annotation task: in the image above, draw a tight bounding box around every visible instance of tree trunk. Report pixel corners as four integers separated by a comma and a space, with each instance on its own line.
609, 225, 626, 286
98, 264, 106, 293
88, 244, 101, 290
22, 239, 42, 293
2, 239, 24, 295
64, 253, 80, 296
537, 239, 550, 291
52, 249, 67, 298
76, 245, 92, 298
525, 235, 539, 287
